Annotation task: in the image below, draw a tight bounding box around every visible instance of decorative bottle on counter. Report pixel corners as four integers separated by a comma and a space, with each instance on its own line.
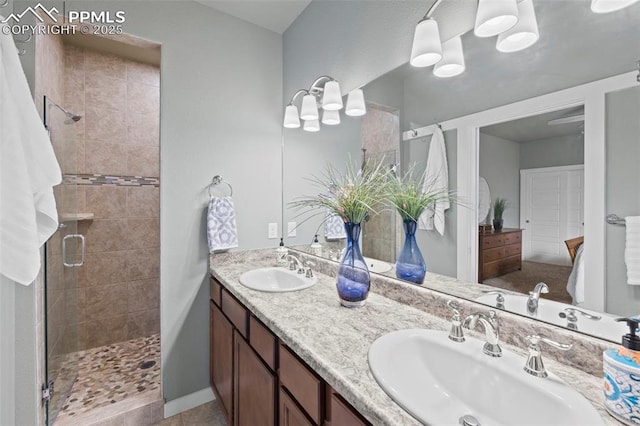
336, 222, 370, 308
395, 219, 426, 284
276, 238, 288, 267
603, 317, 640, 425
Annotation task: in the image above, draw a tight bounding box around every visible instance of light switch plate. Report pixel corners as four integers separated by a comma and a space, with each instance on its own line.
268, 223, 278, 239
287, 222, 297, 237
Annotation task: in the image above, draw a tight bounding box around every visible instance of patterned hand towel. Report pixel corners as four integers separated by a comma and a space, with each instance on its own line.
207, 196, 238, 252
324, 210, 346, 240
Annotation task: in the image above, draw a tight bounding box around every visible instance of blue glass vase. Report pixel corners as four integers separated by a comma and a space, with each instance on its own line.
396, 219, 426, 284
336, 222, 370, 308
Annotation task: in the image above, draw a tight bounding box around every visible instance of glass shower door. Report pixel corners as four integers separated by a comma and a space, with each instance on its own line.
44, 96, 81, 425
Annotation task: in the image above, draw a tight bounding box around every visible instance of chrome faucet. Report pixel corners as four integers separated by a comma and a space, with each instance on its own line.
523, 335, 572, 378
558, 307, 602, 330
287, 254, 305, 274
447, 300, 465, 343
526, 282, 549, 315
462, 310, 502, 357
303, 260, 315, 278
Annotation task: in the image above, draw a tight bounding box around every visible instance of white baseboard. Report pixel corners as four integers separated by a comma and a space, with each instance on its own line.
164, 387, 215, 419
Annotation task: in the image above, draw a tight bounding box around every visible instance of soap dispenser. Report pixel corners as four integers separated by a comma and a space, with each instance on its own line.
276, 238, 288, 267
310, 235, 322, 256
603, 317, 640, 425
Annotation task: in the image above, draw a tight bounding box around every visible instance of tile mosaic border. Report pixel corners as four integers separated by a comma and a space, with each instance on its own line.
63, 174, 160, 187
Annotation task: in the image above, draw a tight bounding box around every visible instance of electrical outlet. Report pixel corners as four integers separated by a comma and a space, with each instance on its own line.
268, 223, 278, 239
287, 221, 297, 238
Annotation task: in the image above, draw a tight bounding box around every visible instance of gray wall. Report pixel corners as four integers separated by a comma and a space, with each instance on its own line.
403, 130, 458, 278
10, 0, 283, 416
605, 85, 640, 316
520, 134, 584, 170
479, 133, 521, 228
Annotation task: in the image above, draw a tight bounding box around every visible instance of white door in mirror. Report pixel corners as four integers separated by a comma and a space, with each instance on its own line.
239, 267, 317, 292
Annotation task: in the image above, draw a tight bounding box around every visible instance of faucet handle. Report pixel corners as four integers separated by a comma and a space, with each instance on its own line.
447, 300, 465, 342
482, 290, 505, 309
524, 335, 573, 378
303, 260, 315, 278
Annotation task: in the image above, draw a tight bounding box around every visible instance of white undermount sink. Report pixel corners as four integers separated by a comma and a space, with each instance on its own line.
363, 257, 392, 274
368, 329, 603, 426
239, 267, 317, 292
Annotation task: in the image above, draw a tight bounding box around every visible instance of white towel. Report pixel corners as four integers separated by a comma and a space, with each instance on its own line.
0, 22, 62, 285
418, 127, 449, 235
566, 243, 585, 305
625, 216, 640, 285
207, 196, 238, 252
324, 210, 346, 240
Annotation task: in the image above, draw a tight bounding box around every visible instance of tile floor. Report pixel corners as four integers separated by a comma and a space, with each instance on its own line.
154, 401, 227, 426
54, 334, 161, 425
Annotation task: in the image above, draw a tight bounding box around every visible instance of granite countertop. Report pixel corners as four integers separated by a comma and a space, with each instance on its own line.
210, 249, 617, 426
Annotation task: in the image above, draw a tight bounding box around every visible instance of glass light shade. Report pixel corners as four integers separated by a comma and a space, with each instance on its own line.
474, 0, 519, 38
433, 36, 465, 78
283, 104, 301, 128
345, 89, 366, 116
322, 109, 341, 125
300, 94, 319, 120
409, 18, 443, 68
303, 119, 320, 132
591, 0, 639, 12
496, 0, 539, 52
322, 80, 343, 111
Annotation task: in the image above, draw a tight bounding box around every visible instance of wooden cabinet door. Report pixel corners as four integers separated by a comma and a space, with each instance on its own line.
279, 388, 314, 426
326, 391, 369, 426
234, 330, 276, 426
211, 301, 234, 424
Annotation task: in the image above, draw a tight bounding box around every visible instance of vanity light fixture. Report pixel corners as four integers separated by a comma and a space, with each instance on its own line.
345, 89, 367, 116
591, 0, 639, 13
474, 0, 519, 38
409, 0, 540, 77
496, 0, 539, 53
322, 109, 341, 125
283, 76, 364, 131
433, 36, 465, 78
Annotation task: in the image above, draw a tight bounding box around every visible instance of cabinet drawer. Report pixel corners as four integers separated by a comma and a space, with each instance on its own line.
279, 344, 322, 424
210, 276, 222, 307
483, 243, 521, 263
483, 255, 522, 279
222, 289, 248, 338
326, 389, 369, 426
250, 315, 277, 371
482, 234, 506, 249
502, 232, 521, 245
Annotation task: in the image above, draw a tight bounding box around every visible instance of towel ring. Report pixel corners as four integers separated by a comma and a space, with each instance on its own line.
208, 175, 233, 197
0, 0, 9, 8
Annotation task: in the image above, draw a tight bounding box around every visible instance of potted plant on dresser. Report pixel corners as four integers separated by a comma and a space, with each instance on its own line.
493, 197, 508, 232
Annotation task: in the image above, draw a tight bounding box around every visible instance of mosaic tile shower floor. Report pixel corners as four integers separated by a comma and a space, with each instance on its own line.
55, 334, 161, 422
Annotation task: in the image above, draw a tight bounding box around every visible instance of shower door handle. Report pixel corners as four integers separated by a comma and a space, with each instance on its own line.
63, 234, 85, 267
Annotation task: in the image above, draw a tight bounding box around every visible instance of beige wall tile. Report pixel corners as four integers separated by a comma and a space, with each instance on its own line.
125, 218, 160, 250
83, 248, 159, 287
127, 309, 159, 340
126, 187, 159, 218
127, 112, 159, 146
84, 219, 128, 253
85, 49, 127, 81
85, 140, 128, 175
81, 315, 128, 350
64, 44, 85, 72
85, 106, 127, 144
127, 82, 159, 116
85, 186, 127, 219
128, 279, 160, 313
126, 61, 159, 87
85, 283, 129, 320
85, 74, 127, 111
64, 68, 85, 110
126, 146, 159, 177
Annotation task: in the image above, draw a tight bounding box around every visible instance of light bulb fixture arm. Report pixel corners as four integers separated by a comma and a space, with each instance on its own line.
287, 89, 309, 106
424, 0, 444, 19
308, 75, 334, 92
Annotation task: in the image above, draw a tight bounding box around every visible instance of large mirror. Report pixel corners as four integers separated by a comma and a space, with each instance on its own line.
282, 1, 640, 343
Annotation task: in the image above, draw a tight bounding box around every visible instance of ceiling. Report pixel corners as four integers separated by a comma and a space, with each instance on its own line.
195, 0, 312, 34
481, 107, 585, 143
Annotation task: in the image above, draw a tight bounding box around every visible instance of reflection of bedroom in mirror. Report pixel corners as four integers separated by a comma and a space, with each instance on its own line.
478, 106, 585, 305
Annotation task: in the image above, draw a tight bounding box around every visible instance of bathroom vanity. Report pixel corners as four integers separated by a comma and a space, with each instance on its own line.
210, 249, 617, 425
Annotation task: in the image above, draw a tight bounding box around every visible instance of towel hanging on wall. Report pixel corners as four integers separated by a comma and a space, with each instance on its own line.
625, 216, 640, 285
325, 209, 346, 240
418, 126, 449, 236
207, 196, 239, 253
0, 22, 62, 285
